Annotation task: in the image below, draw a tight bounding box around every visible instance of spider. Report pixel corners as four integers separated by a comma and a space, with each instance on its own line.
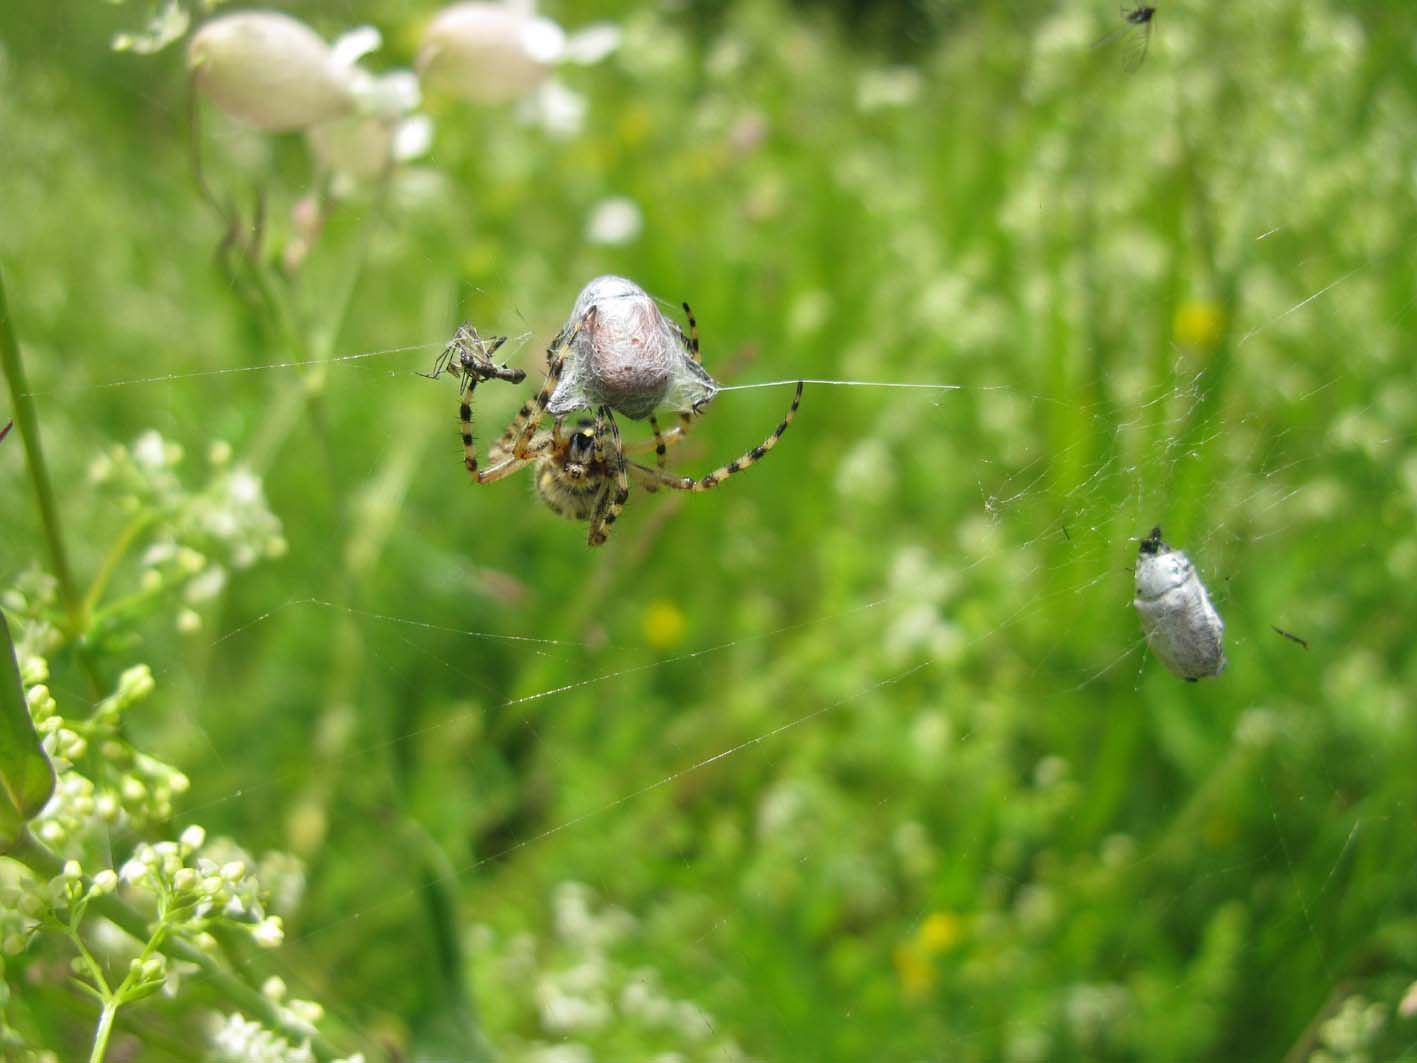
453, 277, 805, 546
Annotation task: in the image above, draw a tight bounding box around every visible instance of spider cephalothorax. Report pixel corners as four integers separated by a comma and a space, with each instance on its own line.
534, 419, 606, 522
444, 277, 804, 546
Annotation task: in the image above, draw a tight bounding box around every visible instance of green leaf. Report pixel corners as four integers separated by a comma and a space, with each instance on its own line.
0, 607, 55, 849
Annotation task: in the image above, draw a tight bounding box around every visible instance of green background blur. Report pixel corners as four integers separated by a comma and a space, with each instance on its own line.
4, 0, 1417, 1059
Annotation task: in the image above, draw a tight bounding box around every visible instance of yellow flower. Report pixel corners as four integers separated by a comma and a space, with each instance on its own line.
893, 942, 935, 998
1173, 300, 1225, 349
643, 600, 687, 649
918, 912, 960, 954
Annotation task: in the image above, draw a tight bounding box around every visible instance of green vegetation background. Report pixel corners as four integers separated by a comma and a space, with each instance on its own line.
3, 0, 1417, 1059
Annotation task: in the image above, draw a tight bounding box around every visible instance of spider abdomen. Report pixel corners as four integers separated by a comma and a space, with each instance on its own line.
548, 275, 717, 420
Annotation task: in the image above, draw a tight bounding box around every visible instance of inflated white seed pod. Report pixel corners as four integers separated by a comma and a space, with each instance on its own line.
1133, 526, 1227, 681
188, 11, 357, 131
547, 275, 718, 421
307, 71, 429, 186
417, 2, 566, 104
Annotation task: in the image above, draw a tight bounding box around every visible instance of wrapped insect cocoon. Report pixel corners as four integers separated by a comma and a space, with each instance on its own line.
547, 275, 717, 421
1133, 526, 1226, 681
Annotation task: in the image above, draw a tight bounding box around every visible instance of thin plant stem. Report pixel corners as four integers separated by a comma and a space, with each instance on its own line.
0, 268, 106, 696
89, 1001, 119, 1063
82, 512, 155, 620
0, 267, 82, 630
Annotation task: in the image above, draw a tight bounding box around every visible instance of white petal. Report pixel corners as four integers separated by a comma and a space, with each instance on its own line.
330, 24, 382, 67
393, 116, 434, 161
563, 23, 621, 65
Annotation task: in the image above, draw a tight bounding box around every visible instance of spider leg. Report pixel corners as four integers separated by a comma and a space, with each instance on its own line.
649, 416, 669, 468
628, 381, 803, 493
622, 413, 694, 458
586, 408, 630, 547
681, 301, 701, 364
476, 429, 555, 483
458, 375, 481, 475
489, 306, 596, 462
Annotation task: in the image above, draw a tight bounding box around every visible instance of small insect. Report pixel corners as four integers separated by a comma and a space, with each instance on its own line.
1133, 526, 1226, 681
423, 322, 524, 387
453, 277, 804, 546
1093, 4, 1157, 71
1272, 626, 1310, 651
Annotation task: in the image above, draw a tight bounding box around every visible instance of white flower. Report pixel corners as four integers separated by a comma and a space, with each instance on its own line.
856, 66, 922, 111
251, 915, 285, 948
519, 79, 587, 138
112, 0, 190, 55
585, 197, 643, 245
419, 2, 566, 103
188, 12, 360, 132
563, 23, 621, 65
307, 107, 432, 188
132, 430, 168, 470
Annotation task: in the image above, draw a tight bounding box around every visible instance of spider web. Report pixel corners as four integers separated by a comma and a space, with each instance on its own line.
11, 253, 1402, 1060
4, 2, 1416, 1060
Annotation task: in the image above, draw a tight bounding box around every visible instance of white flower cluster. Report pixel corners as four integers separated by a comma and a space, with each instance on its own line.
208, 1011, 365, 1063
117, 828, 286, 952
0, 858, 118, 958
472, 882, 747, 1062
90, 430, 285, 633
1308, 995, 1388, 1063
1, 569, 63, 662
27, 659, 190, 844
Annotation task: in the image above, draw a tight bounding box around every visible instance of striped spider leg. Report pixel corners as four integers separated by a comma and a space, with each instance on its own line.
469, 307, 599, 483
627, 381, 804, 494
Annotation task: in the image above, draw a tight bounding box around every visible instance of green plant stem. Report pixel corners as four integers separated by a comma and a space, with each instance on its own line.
89, 1001, 119, 1063
82, 513, 155, 621
0, 267, 83, 632
7, 830, 343, 1061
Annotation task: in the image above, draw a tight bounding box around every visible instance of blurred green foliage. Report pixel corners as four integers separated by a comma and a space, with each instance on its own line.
3, 0, 1417, 1060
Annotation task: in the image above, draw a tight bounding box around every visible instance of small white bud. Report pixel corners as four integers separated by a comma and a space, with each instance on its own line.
188, 12, 358, 132
90, 870, 119, 896
180, 824, 207, 852
220, 861, 246, 883
251, 916, 285, 948
173, 868, 199, 892
288, 998, 325, 1026
262, 975, 288, 1002
418, 3, 565, 103
116, 664, 156, 703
